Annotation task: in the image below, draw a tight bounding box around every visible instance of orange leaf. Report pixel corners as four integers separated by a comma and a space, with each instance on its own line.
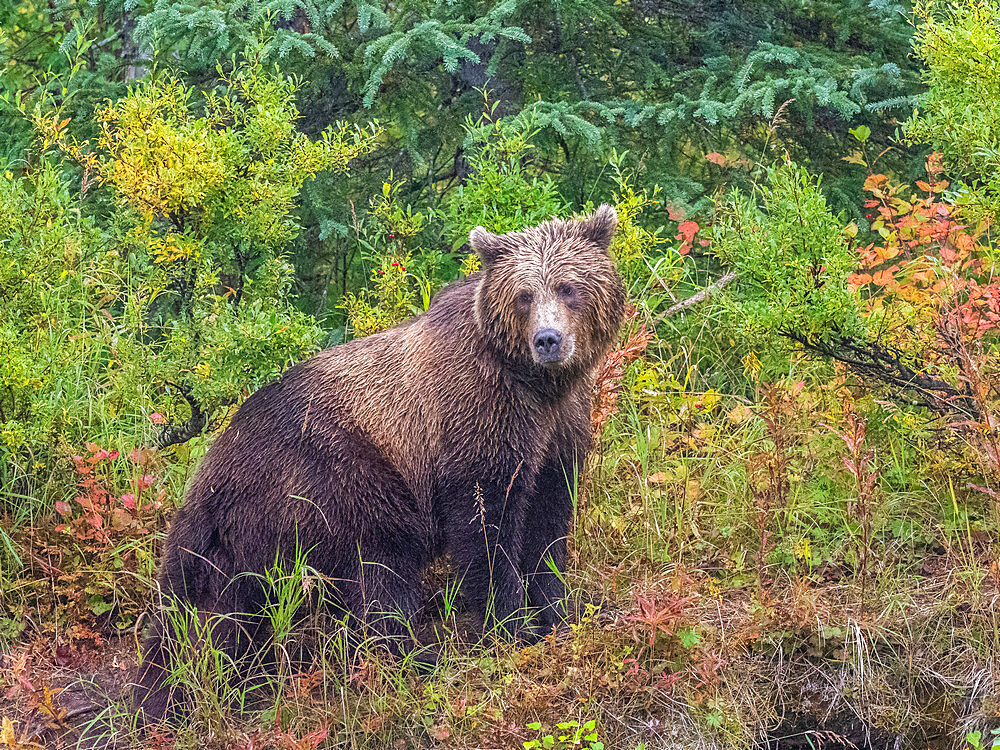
677, 221, 699, 243
874, 244, 900, 263
864, 174, 889, 191
872, 267, 898, 286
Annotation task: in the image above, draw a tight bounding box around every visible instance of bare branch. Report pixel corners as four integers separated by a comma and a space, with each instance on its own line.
655, 271, 738, 321
782, 330, 981, 422
154, 382, 207, 449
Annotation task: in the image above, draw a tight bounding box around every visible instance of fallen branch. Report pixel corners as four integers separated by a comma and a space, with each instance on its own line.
655, 271, 738, 321
783, 329, 981, 422
154, 382, 207, 449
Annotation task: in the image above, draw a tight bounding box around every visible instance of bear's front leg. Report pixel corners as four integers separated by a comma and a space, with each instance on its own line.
521, 457, 575, 633
443, 478, 530, 639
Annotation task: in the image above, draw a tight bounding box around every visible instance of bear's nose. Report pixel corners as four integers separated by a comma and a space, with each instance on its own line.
533, 329, 562, 358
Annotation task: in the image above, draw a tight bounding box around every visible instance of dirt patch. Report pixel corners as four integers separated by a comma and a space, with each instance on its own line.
2, 637, 137, 750
765, 711, 935, 750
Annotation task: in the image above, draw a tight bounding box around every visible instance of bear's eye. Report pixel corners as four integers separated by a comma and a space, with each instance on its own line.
556, 283, 577, 300
515, 290, 534, 311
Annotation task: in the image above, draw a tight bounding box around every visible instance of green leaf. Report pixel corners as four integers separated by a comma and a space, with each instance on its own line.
678, 626, 702, 649
849, 125, 871, 143
88, 594, 113, 616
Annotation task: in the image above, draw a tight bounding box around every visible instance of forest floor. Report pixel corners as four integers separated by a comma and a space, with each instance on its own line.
2, 359, 1000, 749
1, 537, 996, 749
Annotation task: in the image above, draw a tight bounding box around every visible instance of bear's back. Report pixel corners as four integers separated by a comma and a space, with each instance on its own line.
180, 277, 484, 524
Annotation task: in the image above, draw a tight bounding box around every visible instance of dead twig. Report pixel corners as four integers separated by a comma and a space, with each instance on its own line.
654, 271, 738, 322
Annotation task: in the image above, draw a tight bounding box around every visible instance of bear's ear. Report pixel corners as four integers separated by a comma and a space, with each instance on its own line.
469, 226, 505, 266
580, 204, 618, 252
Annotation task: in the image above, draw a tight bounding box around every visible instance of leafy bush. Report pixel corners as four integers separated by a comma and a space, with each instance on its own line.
42, 57, 379, 417
712, 158, 865, 346
341, 178, 445, 337
905, 0, 1000, 220
0, 160, 139, 485
1, 53, 377, 495
440, 111, 568, 250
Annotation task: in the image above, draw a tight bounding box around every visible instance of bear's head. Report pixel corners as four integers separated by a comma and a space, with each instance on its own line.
470, 205, 626, 383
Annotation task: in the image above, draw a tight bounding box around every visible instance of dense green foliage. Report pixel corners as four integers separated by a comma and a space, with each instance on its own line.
712, 159, 864, 345
3, 0, 921, 219
904, 0, 1000, 220
2, 55, 376, 496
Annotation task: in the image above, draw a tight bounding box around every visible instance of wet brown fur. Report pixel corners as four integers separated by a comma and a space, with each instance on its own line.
134, 206, 625, 721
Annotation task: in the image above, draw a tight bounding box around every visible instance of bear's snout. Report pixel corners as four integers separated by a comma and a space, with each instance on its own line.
533, 328, 563, 361
529, 296, 576, 367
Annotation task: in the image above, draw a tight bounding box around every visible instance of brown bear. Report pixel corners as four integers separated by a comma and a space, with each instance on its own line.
134, 205, 625, 721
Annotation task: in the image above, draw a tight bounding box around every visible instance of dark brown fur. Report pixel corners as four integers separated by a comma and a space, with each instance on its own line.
134, 206, 625, 721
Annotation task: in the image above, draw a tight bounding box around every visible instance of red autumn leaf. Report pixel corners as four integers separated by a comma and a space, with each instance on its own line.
847, 272, 872, 285
299, 729, 330, 750
677, 220, 699, 242
55, 501, 72, 516
624, 592, 698, 648
858, 242, 881, 266
675, 220, 700, 255
655, 670, 684, 695
940, 245, 963, 264
705, 151, 727, 166
75, 496, 96, 512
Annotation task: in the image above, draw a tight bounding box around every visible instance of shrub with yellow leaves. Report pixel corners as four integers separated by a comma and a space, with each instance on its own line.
1, 51, 379, 499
